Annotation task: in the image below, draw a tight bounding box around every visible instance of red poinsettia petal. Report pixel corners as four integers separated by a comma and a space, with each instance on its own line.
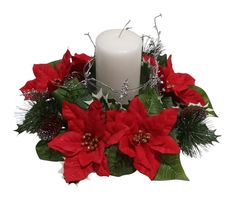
67, 119, 85, 133
31, 64, 59, 92
94, 156, 110, 177
104, 110, 127, 145
149, 56, 156, 67
115, 111, 139, 135
78, 142, 105, 167
150, 136, 180, 154
143, 54, 156, 66
143, 53, 149, 62
105, 121, 130, 146
56, 49, 72, 80
71, 53, 92, 78
20, 79, 37, 97
89, 100, 103, 111
72, 53, 91, 66
175, 88, 206, 106
33, 64, 58, 80
128, 97, 148, 121
106, 110, 121, 122
80, 100, 105, 139
135, 145, 152, 168
133, 145, 160, 180
62, 101, 87, 122
147, 108, 179, 136
159, 55, 175, 77
168, 73, 195, 92
88, 100, 104, 122
87, 117, 105, 140
48, 131, 83, 157
119, 136, 136, 158
63, 156, 93, 183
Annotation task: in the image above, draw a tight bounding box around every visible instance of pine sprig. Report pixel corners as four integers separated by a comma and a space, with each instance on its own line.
15, 98, 60, 134
176, 106, 219, 157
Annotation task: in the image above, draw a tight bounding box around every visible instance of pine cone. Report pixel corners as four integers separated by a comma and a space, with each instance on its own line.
37, 115, 62, 141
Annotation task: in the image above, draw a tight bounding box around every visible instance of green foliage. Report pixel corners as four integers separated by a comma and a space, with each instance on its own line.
105, 145, 135, 177
49, 60, 61, 69
176, 106, 219, 157
15, 98, 59, 134
170, 127, 179, 141
177, 121, 219, 157
161, 95, 174, 109
52, 78, 92, 109
140, 54, 167, 85
107, 99, 122, 110
139, 88, 177, 115
154, 154, 189, 181
139, 88, 164, 115
140, 62, 151, 85
36, 140, 64, 161
190, 85, 217, 117
157, 54, 167, 67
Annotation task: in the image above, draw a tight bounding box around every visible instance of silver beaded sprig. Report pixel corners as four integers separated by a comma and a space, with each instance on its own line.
22, 89, 49, 101
149, 60, 162, 88
119, 79, 129, 100
142, 14, 164, 57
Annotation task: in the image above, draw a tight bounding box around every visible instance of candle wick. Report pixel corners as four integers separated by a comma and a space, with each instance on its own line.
118, 20, 131, 38
84, 32, 96, 49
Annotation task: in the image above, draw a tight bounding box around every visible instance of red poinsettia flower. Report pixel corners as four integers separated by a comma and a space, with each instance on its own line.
106, 97, 180, 180
159, 55, 206, 106
20, 50, 72, 98
48, 100, 110, 183
143, 53, 157, 67
71, 53, 92, 80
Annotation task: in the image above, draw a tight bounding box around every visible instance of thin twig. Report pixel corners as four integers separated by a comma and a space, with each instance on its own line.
154, 14, 162, 36
84, 32, 96, 48
119, 20, 131, 38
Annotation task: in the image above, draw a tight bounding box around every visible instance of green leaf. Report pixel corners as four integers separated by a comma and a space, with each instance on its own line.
176, 114, 220, 157
108, 99, 122, 110
190, 85, 217, 117
157, 54, 167, 66
36, 140, 64, 161
52, 78, 91, 109
75, 94, 93, 110
139, 88, 163, 115
15, 99, 59, 134
170, 128, 179, 141
140, 62, 151, 85
161, 96, 174, 109
154, 154, 189, 181
52, 88, 68, 108
105, 145, 135, 177
49, 60, 61, 69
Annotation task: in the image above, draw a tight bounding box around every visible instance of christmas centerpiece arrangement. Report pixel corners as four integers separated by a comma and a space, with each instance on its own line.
16, 16, 219, 183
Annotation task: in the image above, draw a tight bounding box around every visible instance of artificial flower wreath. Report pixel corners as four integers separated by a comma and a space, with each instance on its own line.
16, 26, 219, 183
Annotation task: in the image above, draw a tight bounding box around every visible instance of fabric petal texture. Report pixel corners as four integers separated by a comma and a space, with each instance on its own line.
133, 145, 160, 180
109, 97, 180, 180
48, 131, 83, 157
48, 99, 111, 182
159, 55, 205, 106
64, 157, 93, 183
17, 48, 218, 184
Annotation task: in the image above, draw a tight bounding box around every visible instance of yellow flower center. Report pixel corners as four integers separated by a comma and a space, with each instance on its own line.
81, 133, 99, 151
133, 130, 151, 145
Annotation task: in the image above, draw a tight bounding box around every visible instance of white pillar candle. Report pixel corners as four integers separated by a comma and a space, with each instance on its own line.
95, 29, 142, 104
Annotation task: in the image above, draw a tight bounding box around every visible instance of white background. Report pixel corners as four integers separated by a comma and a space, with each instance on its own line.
0, 0, 235, 201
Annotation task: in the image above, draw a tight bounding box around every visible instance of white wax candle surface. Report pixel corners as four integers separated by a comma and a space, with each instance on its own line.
95, 29, 142, 103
